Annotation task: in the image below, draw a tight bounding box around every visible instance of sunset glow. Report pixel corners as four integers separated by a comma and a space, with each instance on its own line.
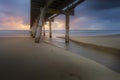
0, 0, 30, 30
44, 21, 65, 30
44, 22, 49, 30
0, 17, 29, 30
52, 21, 65, 30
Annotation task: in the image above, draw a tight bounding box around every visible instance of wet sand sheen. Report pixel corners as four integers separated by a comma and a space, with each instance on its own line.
57, 35, 120, 54
0, 37, 119, 80
45, 35, 120, 73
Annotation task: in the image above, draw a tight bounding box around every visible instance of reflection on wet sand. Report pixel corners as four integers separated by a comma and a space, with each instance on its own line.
45, 36, 120, 73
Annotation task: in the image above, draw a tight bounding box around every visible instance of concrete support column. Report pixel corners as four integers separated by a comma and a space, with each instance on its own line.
35, 8, 45, 43
65, 12, 70, 43
49, 20, 52, 38
35, 26, 42, 43
31, 20, 38, 38
30, 27, 33, 36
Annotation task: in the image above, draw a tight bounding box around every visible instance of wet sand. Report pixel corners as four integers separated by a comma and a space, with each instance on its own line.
57, 35, 120, 54
45, 36, 120, 73
0, 37, 120, 80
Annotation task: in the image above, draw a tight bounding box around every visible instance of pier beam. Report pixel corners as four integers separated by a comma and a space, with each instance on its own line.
65, 11, 70, 43
49, 20, 52, 38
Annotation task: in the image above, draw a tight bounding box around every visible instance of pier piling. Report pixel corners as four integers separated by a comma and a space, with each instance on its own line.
49, 20, 52, 38
65, 11, 70, 43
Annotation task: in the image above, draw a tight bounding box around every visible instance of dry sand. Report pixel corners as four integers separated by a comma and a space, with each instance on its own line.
0, 37, 120, 80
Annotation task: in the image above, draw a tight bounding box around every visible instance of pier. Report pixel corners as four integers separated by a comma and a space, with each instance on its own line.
30, 0, 84, 43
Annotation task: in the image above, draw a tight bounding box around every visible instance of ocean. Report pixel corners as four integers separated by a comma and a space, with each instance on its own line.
46, 30, 120, 37
0, 30, 120, 37
0, 30, 30, 37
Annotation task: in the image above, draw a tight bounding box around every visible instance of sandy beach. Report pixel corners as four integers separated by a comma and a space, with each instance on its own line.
0, 37, 120, 80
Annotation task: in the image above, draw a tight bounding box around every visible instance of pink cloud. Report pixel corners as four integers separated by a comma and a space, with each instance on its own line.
0, 16, 29, 30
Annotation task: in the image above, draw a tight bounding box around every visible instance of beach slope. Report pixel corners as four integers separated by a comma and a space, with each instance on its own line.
0, 37, 120, 80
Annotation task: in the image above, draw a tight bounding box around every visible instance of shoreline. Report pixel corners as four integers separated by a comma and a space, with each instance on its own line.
57, 35, 120, 54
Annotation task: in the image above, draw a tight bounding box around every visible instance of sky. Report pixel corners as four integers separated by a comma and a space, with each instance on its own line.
0, 0, 120, 30
0, 0, 30, 30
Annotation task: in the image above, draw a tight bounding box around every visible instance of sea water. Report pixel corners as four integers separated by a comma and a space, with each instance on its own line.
46, 30, 120, 37
0, 30, 120, 37
0, 30, 30, 37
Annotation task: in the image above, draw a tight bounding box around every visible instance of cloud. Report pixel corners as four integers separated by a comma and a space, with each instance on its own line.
0, 16, 29, 30
76, 0, 120, 11
51, 15, 65, 30
53, 0, 120, 30
0, 0, 30, 29
69, 0, 120, 30
45, 16, 65, 30
0, 0, 119, 30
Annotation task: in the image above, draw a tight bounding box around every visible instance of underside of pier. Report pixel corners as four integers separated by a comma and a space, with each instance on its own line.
30, 0, 84, 43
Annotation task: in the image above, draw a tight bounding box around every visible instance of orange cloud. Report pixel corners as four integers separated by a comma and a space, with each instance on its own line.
52, 21, 65, 30
44, 19, 65, 30
0, 16, 29, 30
